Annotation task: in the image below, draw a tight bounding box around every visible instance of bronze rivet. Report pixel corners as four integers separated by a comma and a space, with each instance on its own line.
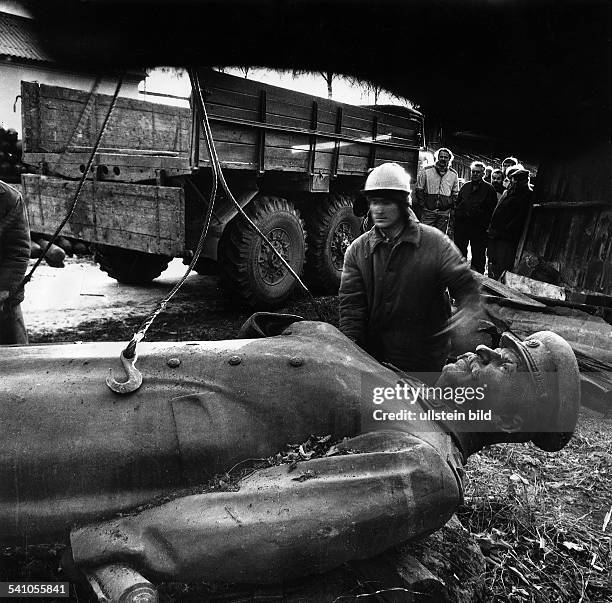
289, 356, 303, 367
229, 355, 242, 365
167, 357, 181, 368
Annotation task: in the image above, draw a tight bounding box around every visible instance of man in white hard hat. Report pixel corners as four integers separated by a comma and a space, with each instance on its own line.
413, 147, 459, 233
339, 162, 483, 377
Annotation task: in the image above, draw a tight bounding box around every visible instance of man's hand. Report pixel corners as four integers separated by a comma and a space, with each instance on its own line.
448, 307, 495, 355
451, 310, 494, 355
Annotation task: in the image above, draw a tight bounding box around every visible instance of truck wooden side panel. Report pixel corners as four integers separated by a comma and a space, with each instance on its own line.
21, 71, 422, 183
22, 175, 185, 255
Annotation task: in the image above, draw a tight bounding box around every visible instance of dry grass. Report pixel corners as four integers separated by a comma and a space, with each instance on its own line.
459, 407, 612, 602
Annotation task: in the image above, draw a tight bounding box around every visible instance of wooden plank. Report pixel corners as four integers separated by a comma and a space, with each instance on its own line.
474, 272, 547, 308
30, 83, 191, 154
38, 82, 188, 117
501, 271, 566, 300
555, 209, 600, 290
521, 205, 612, 296
337, 154, 368, 174
24, 143, 414, 183
21, 175, 185, 255
207, 111, 418, 151
24, 76, 421, 184
23, 152, 191, 182
30, 81, 417, 159
199, 70, 421, 142
200, 69, 423, 128
199, 70, 346, 115
21, 81, 40, 153
582, 208, 612, 293
38, 106, 191, 154
207, 102, 260, 124
199, 140, 257, 169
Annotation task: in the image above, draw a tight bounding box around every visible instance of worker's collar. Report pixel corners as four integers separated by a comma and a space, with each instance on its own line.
368, 213, 421, 252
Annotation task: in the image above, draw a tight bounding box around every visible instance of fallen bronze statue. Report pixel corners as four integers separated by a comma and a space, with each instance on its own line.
1, 314, 580, 601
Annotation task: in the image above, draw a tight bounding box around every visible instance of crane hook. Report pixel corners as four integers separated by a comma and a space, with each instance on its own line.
106, 349, 143, 394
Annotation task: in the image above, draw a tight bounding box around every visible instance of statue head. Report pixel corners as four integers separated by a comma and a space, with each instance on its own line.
438, 330, 581, 452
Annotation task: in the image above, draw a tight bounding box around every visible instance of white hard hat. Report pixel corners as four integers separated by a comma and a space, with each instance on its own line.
363, 162, 411, 193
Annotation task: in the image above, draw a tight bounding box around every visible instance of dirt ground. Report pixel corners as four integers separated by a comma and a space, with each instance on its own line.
3, 257, 611, 602
23, 257, 338, 344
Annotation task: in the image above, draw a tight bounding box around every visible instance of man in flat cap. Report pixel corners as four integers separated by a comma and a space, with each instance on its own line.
487, 166, 533, 279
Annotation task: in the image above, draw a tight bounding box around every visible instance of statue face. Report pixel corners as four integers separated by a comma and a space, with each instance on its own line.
442, 345, 518, 381
438, 345, 527, 420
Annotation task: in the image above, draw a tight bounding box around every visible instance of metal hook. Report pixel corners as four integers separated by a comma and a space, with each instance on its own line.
106, 350, 143, 394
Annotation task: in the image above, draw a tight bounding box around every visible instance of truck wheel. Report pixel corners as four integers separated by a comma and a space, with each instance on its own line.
218, 196, 306, 309
305, 194, 362, 293
94, 245, 171, 284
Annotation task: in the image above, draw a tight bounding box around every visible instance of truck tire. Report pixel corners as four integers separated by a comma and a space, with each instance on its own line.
218, 196, 306, 309
305, 194, 362, 293
94, 245, 171, 284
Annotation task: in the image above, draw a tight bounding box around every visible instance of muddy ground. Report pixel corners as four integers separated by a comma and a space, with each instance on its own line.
2, 257, 611, 602
23, 257, 338, 344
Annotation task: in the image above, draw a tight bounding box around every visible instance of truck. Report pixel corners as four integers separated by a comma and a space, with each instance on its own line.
18, 69, 423, 307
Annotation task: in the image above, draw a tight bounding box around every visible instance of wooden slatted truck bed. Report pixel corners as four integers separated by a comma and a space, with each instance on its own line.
20, 69, 423, 307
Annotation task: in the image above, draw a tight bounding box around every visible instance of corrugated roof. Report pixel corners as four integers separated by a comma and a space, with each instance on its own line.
0, 11, 53, 62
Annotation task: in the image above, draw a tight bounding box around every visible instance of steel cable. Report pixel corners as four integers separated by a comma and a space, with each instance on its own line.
121, 68, 327, 360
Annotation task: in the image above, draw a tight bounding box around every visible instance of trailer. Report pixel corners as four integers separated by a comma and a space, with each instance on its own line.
19, 69, 423, 307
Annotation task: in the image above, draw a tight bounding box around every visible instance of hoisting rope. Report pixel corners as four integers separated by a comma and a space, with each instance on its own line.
119, 68, 327, 363
187, 69, 326, 320
13, 73, 125, 300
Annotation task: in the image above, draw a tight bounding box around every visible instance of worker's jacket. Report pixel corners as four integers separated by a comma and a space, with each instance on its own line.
414, 165, 459, 211
339, 215, 480, 372
488, 186, 533, 243
0, 180, 30, 305
454, 180, 498, 226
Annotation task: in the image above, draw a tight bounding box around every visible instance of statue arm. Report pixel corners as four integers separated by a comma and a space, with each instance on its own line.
70, 431, 462, 585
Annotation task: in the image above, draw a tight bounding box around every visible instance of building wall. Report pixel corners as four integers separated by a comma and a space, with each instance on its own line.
0, 61, 142, 134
